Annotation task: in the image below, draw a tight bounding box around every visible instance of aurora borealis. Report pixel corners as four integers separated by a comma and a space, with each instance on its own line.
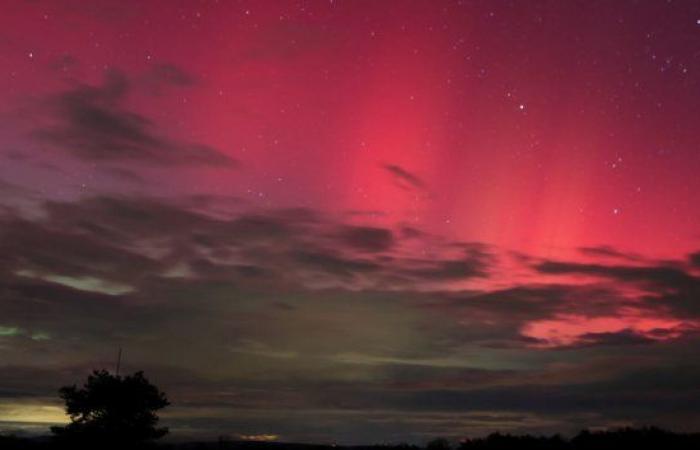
2, 0, 700, 444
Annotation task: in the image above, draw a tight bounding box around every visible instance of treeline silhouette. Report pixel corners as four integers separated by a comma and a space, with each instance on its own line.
3, 427, 700, 450
456, 427, 700, 450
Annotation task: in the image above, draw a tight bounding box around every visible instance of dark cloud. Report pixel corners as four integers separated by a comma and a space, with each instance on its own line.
382, 164, 427, 191
382, 370, 700, 419
31, 69, 236, 167
403, 245, 493, 282
578, 245, 641, 261
424, 284, 632, 350
405, 257, 488, 281
337, 225, 394, 252
399, 226, 427, 239
569, 330, 656, 348
689, 251, 700, 268
148, 63, 197, 87
292, 248, 380, 278
103, 166, 148, 184
536, 260, 696, 290
0, 194, 495, 297
0, 215, 161, 285
535, 259, 700, 317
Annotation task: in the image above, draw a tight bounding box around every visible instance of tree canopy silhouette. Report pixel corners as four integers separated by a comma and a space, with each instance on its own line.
51, 370, 169, 446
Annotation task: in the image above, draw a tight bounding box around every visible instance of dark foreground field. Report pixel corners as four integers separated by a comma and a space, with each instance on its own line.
2, 427, 700, 450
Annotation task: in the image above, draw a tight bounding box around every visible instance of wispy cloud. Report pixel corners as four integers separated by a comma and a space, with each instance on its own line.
30, 70, 236, 167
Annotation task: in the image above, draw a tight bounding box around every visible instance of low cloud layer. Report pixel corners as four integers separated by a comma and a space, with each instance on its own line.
1, 193, 700, 442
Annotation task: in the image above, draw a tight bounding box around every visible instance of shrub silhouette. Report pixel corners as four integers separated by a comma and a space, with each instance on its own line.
426, 438, 451, 450
51, 369, 169, 446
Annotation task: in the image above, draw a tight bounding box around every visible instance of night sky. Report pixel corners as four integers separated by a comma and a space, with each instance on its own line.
2, 0, 700, 444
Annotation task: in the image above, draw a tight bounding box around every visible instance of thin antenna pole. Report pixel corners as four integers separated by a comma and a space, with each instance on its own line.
116, 347, 122, 376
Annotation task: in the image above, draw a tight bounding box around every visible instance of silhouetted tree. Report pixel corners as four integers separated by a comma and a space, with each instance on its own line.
51, 370, 169, 447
